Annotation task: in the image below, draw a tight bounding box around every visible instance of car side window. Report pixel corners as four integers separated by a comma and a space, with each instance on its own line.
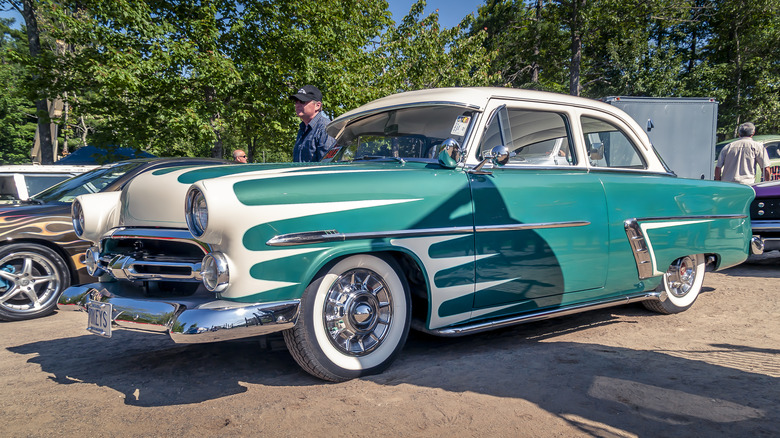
765, 142, 780, 159
480, 108, 576, 166
581, 116, 646, 169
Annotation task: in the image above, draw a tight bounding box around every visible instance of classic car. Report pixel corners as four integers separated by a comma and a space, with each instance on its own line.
0, 158, 229, 321
55, 145, 156, 165
59, 87, 756, 382
0, 164, 96, 204
749, 180, 780, 252
715, 134, 780, 182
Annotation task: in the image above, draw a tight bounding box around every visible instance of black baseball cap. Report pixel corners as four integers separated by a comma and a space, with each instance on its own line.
290, 85, 322, 102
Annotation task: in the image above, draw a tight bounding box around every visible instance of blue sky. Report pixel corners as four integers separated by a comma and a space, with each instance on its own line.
387, 0, 483, 28
2, 2, 483, 30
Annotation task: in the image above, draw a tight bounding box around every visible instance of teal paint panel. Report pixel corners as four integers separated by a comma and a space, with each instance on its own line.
596, 172, 754, 288
241, 166, 474, 251
173, 163, 286, 182
438, 293, 474, 318
470, 168, 610, 309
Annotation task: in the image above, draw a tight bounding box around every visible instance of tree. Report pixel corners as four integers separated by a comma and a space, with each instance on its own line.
375, 0, 497, 95
703, 0, 780, 135
1, 0, 58, 163
0, 16, 36, 164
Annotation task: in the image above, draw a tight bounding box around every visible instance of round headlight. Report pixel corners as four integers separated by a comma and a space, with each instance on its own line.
185, 187, 208, 237
201, 252, 229, 292
71, 200, 85, 237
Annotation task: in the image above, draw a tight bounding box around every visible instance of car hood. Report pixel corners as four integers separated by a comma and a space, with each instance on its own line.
118, 162, 352, 228
117, 161, 455, 230
752, 180, 780, 198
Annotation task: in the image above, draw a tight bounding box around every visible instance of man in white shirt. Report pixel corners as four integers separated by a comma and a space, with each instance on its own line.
715, 122, 770, 184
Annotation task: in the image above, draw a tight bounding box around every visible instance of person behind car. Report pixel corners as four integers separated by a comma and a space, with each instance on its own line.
232, 149, 248, 163
290, 85, 336, 162
715, 122, 770, 184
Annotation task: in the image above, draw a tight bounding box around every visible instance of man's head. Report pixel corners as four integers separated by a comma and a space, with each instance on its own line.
232, 149, 247, 163
290, 85, 323, 125
738, 122, 756, 138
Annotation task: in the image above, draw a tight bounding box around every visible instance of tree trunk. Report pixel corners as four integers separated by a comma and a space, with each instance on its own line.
22, 0, 54, 164
734, 28, 742, 124
569, 0, 584, 97
62, 92, 69, 155
531, 0, 542, 83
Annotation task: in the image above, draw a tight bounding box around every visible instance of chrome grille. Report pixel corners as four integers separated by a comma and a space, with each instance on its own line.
97, 228, 210, 282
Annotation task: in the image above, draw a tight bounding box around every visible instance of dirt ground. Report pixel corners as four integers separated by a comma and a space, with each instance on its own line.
1, 254, 778, 438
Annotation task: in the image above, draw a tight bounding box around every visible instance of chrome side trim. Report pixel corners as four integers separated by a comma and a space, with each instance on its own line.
635, 214, 747, 222
624, 218, 654, 279
58, 283, 299, 344
623, 215, 746, 280
266, 221, 590, 247
414, 292, 660, 337
475, 221, 590, 232
267, 227, 469, 246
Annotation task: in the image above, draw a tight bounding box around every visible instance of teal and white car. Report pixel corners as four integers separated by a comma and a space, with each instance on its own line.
59, 87, 756, 381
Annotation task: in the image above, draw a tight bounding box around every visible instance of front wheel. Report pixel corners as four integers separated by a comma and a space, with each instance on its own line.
0, 243, 71, 321
643, 254, 705, 314
283, 254, 411, 382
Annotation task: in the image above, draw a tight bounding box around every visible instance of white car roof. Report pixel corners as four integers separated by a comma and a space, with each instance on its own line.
0, 164, 98, 174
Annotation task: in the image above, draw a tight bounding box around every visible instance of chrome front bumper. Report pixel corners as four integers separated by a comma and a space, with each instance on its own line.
58, 282, 299, 344
751, 221, 780, 253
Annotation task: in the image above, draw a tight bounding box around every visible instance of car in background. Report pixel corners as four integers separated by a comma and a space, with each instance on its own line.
60, 87, 755, 382
715, 134, 780, 182
749, 180, 780, 253
0, 165, 96, 204
0, 158, 230, 321
55, 145, 156, 165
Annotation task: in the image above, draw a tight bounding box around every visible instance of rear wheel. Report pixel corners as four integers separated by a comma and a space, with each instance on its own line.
643, 254, 705, 314
283, 254, 411, 382
0, 244, 71, 321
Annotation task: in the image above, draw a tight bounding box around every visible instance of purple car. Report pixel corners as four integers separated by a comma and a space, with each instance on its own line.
751, 181, 780, 252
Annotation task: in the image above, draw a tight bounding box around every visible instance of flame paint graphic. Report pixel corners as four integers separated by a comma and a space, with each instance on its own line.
0, 216, 75, 240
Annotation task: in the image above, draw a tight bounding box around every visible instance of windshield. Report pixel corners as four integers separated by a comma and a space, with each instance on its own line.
30, 162, 142, 203
327, 105, 477, 162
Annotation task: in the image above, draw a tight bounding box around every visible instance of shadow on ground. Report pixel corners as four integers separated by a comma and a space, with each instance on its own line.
8, 303, 778, 437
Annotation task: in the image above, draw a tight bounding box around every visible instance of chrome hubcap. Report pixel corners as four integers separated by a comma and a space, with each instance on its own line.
323, 268, 392, 356
665, 255, 696, 298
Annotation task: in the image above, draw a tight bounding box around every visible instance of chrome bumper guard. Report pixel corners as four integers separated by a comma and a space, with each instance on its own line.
58, 282, 299, 344
750, 221, 780, 253
750, 235, 765, 255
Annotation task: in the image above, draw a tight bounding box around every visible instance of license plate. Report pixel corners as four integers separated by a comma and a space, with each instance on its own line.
87, 302, 112, 337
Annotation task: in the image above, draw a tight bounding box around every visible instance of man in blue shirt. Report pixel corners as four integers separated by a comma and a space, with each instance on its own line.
290, 85, 336, 162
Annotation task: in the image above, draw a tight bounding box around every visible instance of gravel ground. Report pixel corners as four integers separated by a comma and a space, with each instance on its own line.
1, 253, 778, 437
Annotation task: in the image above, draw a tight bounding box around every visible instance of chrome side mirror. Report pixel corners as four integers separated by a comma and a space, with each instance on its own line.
437, 138, 462, 169
469, 145, 510, 175
484, 145, 510, 166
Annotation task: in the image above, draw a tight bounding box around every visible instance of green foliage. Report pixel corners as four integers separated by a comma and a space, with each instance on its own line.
474, 0, 780, 137
374, 0, 498, 95
0, 17, 36, 164
2, 0, 778, 157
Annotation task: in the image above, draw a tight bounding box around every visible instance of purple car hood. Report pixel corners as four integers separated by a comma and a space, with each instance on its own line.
753, 181, 780, 198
